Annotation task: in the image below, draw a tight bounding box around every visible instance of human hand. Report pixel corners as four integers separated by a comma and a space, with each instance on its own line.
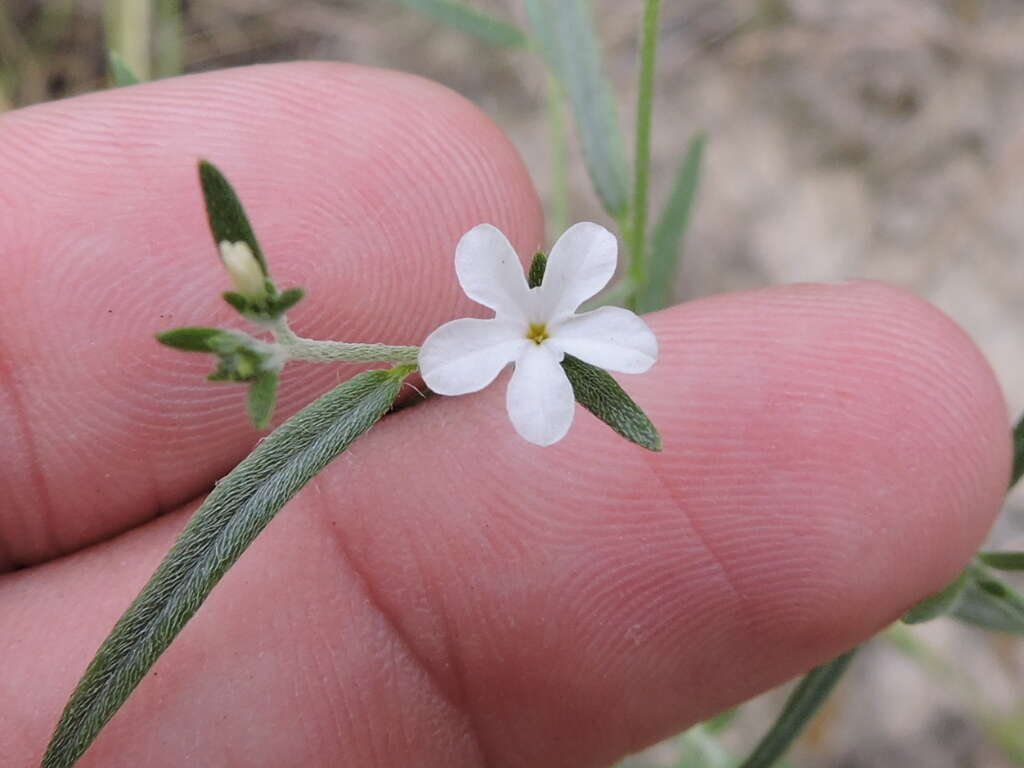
0, 63, 1011, 767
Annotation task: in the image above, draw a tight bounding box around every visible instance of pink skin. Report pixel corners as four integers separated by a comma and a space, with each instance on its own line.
0, 63, 1011, 768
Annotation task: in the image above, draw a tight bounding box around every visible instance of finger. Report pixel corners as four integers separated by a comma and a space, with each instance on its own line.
3, 281, 1009, 767
0, 62, 544, 569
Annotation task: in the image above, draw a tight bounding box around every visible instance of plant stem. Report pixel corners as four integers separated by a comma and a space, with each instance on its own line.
546, 73, 570, 238
271, 317, 420, 365
104, 0, 151, 81
155, 0, 183, 78
628, 0, 662, 296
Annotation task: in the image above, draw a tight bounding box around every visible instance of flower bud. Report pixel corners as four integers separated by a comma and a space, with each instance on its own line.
219, 240, 267, 300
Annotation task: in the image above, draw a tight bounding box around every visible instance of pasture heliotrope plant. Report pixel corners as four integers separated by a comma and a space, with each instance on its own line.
40, 161, 662, 768
420, 222, 658, 445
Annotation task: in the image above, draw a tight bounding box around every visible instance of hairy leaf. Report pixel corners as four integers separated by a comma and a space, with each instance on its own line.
198, 160, 268, 274
42, 366, 413, 768
561, 355, 661, 451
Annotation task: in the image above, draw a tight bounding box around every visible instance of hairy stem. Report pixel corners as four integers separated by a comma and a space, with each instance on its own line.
271, 317, 420, 365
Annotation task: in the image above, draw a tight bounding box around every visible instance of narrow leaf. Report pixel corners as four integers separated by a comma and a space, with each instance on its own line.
902, 568, 969, 624
525, 0, 630, 219
247, 370, 279, 429
392, 0, 527, 48
635, 133, 706, 313
950, 562, 1024, 635
222, 291, 250, 313
198, 160, 268, 273
561, 354, 661, 451
979, 551, 1024, 571
155, 326, 224, 352
42, 366, 413, 768
736, 649, 858, 768
271, 287, 305, 315
1012, 411, 1023, 488
108, 50, 140, 87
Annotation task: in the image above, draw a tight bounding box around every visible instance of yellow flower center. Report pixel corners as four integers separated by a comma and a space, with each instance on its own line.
526, 322, 550, 345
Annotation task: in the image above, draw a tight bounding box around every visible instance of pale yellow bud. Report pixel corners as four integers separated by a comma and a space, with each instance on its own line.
219, 240, 267, 300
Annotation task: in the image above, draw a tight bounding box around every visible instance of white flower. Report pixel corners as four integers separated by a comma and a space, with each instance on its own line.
419, 222, 658, 446
219, 240, 267, 300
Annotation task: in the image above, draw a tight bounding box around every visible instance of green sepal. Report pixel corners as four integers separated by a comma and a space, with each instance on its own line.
247, 370, 279, 429
198, 160, 268, 275
269, 287, 305, 315
902, 568, 969, 624
204, 332, 275, 383
950, 562, 1024, 635
528, 251, 547, 289
156, 326, 225, 352
978, 551, 1024, 571
222, 291, 250, 313
108, 51, 141, 87
561, 354, 661, 451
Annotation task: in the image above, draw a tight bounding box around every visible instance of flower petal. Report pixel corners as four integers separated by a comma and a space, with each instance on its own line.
420, 318, 527, 395
548, 306, 658, 373
506, 344, 575, 446
536, 222, 617, 319
455, 223, 532, 320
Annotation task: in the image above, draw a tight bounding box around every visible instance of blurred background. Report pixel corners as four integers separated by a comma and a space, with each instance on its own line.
2, 1, 1023, 765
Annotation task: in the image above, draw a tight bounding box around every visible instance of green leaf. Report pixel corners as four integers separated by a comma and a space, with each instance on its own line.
222, 291, 250, 313
525, 0, 630, 219
1012, 411, 1023, 489
42, 366, 412, 768
392, 0, 527, 48
950, 562, 1024, 635
155, 326, 225, 352
247, 370, 279, 429
271, 287, 305, 315
979, 551, 1024, 571
528, 251, 547, 289
561, 354, 661, 451
107, 50, 140, 87
902, 568, 969, 624
736, 649, 859, 768
635, 133, 706, 313
197, 160, 268, 274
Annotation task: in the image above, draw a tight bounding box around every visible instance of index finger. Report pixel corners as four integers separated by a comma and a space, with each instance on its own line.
0, 62, 544, 569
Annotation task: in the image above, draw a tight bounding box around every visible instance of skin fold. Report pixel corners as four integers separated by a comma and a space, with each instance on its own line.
0, 63, 1011, 768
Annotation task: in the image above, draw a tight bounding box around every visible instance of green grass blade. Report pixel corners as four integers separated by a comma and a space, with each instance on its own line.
525, 0, 630, 219
736, 649, 859, 768
950, 562, 1024, 635
107, 50, 140, 86
42, 366, 412, 768
979, 551, 1024, 571
635, 133, 706, 313
627, 0, 662, 294
392, 0, 527, 48
1012, 412, 1023, 488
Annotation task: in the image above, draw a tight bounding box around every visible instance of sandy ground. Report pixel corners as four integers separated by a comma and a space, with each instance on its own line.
3, 1, 1024, 765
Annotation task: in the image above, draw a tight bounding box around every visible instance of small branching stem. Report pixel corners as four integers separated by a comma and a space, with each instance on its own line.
270, 317, 420, 365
